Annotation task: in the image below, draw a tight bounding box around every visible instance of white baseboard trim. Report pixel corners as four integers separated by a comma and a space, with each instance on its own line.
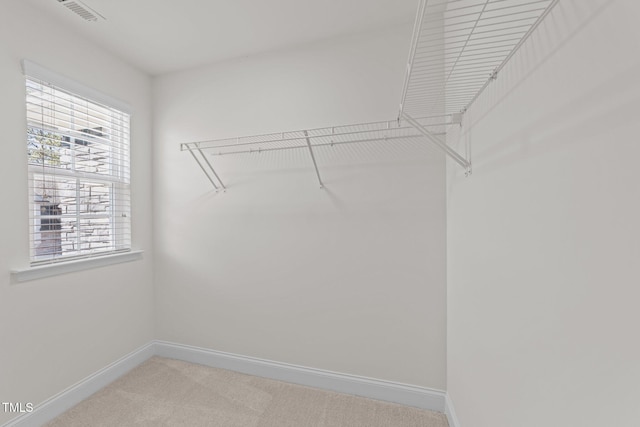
155, 340, 446, 412
2, 342, 155, 427
2, 340, 447, 426
445, 393, 462, 427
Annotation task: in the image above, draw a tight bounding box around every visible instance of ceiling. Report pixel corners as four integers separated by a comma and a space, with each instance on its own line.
25, 0, 419, 76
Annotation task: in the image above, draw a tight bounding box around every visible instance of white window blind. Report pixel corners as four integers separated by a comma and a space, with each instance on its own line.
25, 71, 131, 266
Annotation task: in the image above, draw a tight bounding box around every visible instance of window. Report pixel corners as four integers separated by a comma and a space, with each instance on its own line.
24, 65, 131, 266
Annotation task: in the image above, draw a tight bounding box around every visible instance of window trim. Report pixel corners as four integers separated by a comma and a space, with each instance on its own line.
22, 60, 132, 114
21, 60, 134, 271
11, 250, 143, 283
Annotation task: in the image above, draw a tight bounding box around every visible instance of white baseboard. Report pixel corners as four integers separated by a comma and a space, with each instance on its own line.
445, 393, 462, 427
3, 340, 447, 426
155, 340, 446, 412
2, 342, 155, 427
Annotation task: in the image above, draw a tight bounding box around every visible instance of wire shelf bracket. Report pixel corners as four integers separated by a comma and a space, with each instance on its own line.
401, 111, 471, 175
304, 130, 324, 188
186, 145, 226, 191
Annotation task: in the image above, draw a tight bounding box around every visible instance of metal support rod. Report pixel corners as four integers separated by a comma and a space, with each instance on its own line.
303, 130, 323, 188
178, 115, 451, 150
187, 146, 219, 190
401, 112, 471, 172
206, 133, 447, 157
197, 147, 226, 190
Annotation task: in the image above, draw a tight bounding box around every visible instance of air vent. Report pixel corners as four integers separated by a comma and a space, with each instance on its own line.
57, 0, 105, 22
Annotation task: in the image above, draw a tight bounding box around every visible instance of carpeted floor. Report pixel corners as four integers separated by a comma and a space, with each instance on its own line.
44, 357, 449, 427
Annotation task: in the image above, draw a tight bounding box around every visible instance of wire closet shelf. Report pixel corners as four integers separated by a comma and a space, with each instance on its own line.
181, 0, 558, 188
180, 116, 452, 189
399, 0, 557, 119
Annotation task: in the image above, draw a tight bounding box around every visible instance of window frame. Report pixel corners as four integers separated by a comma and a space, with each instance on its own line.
21, 60, 135, 269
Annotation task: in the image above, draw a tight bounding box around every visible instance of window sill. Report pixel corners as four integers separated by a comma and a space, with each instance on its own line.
11, 250, 143, 283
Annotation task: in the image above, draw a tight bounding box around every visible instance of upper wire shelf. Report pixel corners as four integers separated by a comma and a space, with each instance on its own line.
399, 0, 558, 119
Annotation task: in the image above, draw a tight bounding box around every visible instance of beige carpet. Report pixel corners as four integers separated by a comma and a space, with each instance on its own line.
44, 357, 449, 427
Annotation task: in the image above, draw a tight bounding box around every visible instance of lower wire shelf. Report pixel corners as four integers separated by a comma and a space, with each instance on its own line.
180, 115, 464, 189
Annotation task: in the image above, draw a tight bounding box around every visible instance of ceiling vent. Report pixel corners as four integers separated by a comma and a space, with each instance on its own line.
57, 0, 105, 22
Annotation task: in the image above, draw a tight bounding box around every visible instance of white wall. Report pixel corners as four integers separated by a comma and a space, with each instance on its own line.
447, 1, 640, 426
0, 2, 154, 424
153, 25, 448, 390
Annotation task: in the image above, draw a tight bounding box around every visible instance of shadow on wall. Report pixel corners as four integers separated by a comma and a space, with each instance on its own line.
466, 0, 615, 132
457, 0, 637, 174
468, 63, 640, 174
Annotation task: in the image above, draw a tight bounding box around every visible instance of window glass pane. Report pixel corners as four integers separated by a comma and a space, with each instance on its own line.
26, 75, 131, 265
31, 175, 76, 260
31, 175, 122, 261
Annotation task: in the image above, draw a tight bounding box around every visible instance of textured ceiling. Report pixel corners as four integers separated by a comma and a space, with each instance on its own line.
25, 0, 418, 76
